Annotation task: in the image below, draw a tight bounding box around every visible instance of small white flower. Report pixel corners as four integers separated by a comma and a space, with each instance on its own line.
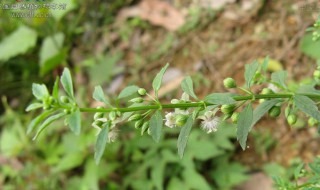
198, 111, 220, 133
165, 112, 176, 128
181, 93, 190, 101
201, 117, 220, 133
108, 129, 119, 142
268, 84, 279, 93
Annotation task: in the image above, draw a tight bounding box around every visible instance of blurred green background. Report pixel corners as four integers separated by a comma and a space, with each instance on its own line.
1, 0, 320, 189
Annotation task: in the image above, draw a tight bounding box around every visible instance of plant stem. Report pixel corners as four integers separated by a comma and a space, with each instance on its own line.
75, 93, 320, 113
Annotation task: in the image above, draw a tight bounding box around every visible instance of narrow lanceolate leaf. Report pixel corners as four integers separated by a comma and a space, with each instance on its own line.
27, 110, 53, 134
33, 112, 67, 140
94, 123, 109, 164
177, 116, 193, 158
261, 55, 269, 72
117, 85, 139, 99
271, 70, 287, 89
93, 86, 112, 107
244, 60, 259, 88
150, 110, 163, 143
237, 103, 253, 150
204, 93, 236, 105
181, 76, 198, 99
67, 109, 81, 135
152, 63, 169, 98
32, 83, 49, 100
250, 99, 282, 130
61, 68, 74, 98
294, 95, 320, 121
52, 76, 60, 99
25, 103, 43, 112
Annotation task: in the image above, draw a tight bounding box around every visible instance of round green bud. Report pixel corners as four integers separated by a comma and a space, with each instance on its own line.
231, 112, 239, 124
261, 88, 274, 95
109, 111, 117, 121
223, 77, 237, 89
128, 114, 142, 122
130, 97, 144, 103
141, 122, 149, 135
287, 114, 297, 125
175, 115, 188, 127
48, 97, 55, 105
64, 109, 71, 114
221, 104, 236, 114
314, 70, 320, 79
268, 106, 281, 118
94, 112, 104, 120
135, 119, 144, 129
93, 120, 103, 127
308, 117, 318, 127
171, 99, 180, 104
138, 88, 147, 96
60, 96, 69, 103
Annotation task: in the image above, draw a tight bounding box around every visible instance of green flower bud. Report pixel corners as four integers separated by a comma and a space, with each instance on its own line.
130, 97, 144, 103
109, 111, 117, 121
60, 96, 69, 103
268, 106, 281, 118
231, 112, 239, 124
222, 113, 232, 121
223, 77, 237, 89
308, 117, 318, 127
64, 109, 71, 114
261, 88, 274, 95
314, 70, 320, 79
128, 114, 142, 122
138, 88, 147, 96
93, 120, 103, 127
171, 99, 180, 104
141, 121, 149, 135
147, 127, 152, 135
175, 115, 188, 127
135, 119, 144, 129
48, 97, 55, 105
287, 114, 297, 125
94, 112, 104, 120
221, 104, 236, 114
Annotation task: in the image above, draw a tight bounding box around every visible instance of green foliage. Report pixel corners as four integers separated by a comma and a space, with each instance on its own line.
0, 25, 37, 62
237, 103, 253, 150
61, 68, 74, 99
149, 110, 163, 143
93, 85, 111, 107
177, 116, 193, 158
117, 85, 139, 99
181, 76, 198, 99
94, 123, 109, 164
152, 63, 169, 98
300, 34, 320, 60
271, 70, 288, 89
204, 93, 236, 105
244, 60, 259, 88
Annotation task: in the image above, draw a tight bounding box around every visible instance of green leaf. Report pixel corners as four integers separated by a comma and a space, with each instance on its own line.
61, 68, 74, 98
27, 110, 53, 134
117, 85, 139, 99
250, 99, 282, 130
237, 103, 253, 150
93, 86, 111, 107
33, 112, 67, 140
52, 76, 60, 99
32, 83, 49, 100
244, 61, 259, 88
300, 34, 320, 60
261, 55, 269, 72
152, 63, 169, 98
294, 95, 320, 122
94, 123, 109, 164
67, 109, 81, 135
271, 70, 287, 89
294, 163, 304, 180
181, 76, 198, 99
204, 93, 236, 105
25, 103, 43, 112
177, 116, 193, 158
39, 33, 65, 75
149, 110, 163, 142
0, 25, 37, 62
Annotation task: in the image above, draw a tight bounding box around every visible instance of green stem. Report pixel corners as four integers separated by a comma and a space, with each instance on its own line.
74, 93, 320, 113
